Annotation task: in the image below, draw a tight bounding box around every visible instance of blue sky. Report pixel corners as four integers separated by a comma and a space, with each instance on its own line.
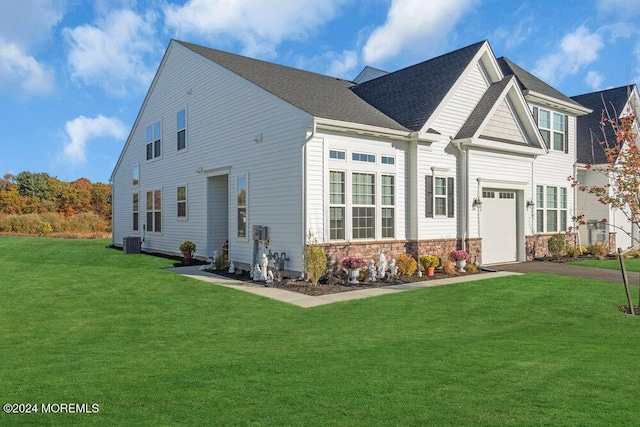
2, 0, 640, 183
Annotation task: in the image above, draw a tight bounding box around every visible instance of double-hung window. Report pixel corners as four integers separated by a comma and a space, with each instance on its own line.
536, 185, 567, 233
132, 193, 139, 231
381, 175, 394, 238
177, 185, 187, 218
177, 109, 186, 151
146, 190, 162, 232
329, 171, 345, 240
535, 107, 567, 152
352, 173, 375, 239
146, 121, 161, 160
425, 175, 454, 218
237, 176, 247, 238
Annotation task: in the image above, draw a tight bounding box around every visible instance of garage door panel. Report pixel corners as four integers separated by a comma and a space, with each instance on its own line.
481, 190, 517, 264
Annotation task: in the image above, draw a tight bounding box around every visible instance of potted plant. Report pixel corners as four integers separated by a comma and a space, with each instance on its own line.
179, 240, 196, 262
341, 257, 366, 284
419, 255, 440, 277
450, 250, 469, 272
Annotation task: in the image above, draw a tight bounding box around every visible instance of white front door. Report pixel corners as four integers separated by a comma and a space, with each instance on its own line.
481, 189, 517, 264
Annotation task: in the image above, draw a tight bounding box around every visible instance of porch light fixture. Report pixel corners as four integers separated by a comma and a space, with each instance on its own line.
472, 197, 482, 208
526, 200, 535, 209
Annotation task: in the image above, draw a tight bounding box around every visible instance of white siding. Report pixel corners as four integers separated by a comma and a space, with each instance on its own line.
467, 150, 534, 238
306, 131, 408, 243
112, 43, 313, 271
417, 62, 489, 239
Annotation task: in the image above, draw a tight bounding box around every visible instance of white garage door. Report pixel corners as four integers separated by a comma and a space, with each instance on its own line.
481, 189, 517, 264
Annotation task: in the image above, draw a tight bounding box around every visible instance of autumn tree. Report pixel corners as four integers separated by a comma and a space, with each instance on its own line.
569, 110, 640, 244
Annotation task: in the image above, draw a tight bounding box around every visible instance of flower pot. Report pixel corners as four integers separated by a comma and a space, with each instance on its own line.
427, 266, 435, 276
348, 269, 360, 284
183, 251, 193, 262
456, 259, 466, 272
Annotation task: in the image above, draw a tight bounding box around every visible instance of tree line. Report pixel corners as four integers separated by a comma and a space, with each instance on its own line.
0, 172, 111, 235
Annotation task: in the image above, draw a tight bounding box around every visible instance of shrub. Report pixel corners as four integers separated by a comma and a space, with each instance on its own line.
588, 242, 608, 260
565, 245, 581, 258
396, 253, 417, 276
547, 233, 568, 259
38, 222, 53, 237
441, 256, 457, 275
304, 245, 327, 286
464, 263, 478, 273
419, 255, 439, 268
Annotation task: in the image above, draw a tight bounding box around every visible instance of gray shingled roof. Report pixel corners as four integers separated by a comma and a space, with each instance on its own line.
571, 85, 635, 164
352, 41, 486, 131
175, 40, 409, 132
497, 57, 585, 110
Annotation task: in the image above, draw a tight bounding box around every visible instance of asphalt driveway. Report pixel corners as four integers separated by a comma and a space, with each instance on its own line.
492, 260, 640, 285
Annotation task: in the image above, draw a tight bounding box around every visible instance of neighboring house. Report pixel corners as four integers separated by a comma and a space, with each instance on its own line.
111, 39, 590, 274
571, 85, 640, 250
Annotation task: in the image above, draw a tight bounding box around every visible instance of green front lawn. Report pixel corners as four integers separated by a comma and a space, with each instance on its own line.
569, 257, 640, 272
2, 236, 640, 425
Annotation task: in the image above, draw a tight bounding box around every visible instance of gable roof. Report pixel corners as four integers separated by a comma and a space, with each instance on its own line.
454, 76, 546, 155
352, 41, 488, 131
175, 40, 409, 132
497, 57, 589, 115
571, 84, 636, 164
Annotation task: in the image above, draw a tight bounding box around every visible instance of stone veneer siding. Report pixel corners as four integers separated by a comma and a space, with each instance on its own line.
317, 238, 482, 272
525, 232, 616, 260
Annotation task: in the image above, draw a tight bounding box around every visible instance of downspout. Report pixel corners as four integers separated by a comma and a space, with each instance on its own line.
452, 139, 468, 252
301, 119, 317, 277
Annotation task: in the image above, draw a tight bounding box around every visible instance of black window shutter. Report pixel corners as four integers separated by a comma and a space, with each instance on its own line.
564, 115, 569, 153
532, 106, 539, 125
425, 175, 433, 218
447, 177, 455, 218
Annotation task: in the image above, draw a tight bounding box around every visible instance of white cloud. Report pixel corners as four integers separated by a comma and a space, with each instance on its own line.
0, 39, 55, 97
533, 26, 604, 85
326, 50, 359, 78
63, 115, 127, 165
0, 0, 63, 97
362, 0, 476, 66
164, 0, 345, 57
0, 0, 65, 47
63, 9, 158, 96
597, 0, 640, 16
586, 70, 605, 90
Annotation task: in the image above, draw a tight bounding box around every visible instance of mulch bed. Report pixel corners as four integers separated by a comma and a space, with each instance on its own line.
200, 268, 484, 296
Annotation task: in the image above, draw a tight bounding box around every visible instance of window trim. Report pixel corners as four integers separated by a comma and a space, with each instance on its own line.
236, 175, 248, 240
329, 170, 346, 240
534, 106, 568, 153
132, 192, 139, 232
146, 120, 162, 160
145, 189, 162, 233
177, 185, 187, 220
329, 149, 346, 160
536, 185, 568, 233
133, 164, 139, 186
177, 108, 187, 151
426, 175, 454, 218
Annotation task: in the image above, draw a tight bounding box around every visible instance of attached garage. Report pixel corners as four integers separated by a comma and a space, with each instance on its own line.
480, 189, 520, 264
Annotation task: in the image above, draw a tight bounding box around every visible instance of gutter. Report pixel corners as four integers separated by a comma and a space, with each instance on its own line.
301, 119, 317, 277
452, 139, 468, 252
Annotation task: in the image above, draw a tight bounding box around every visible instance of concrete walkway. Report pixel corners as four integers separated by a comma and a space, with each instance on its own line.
492, 261, 640, 285
166, 266, 519, 308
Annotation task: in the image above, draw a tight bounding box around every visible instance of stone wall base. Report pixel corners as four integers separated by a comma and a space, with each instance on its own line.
316, 238, 482, 271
